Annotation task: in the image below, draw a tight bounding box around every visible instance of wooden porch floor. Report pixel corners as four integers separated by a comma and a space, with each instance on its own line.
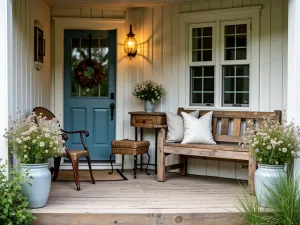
32, 171, 245, 225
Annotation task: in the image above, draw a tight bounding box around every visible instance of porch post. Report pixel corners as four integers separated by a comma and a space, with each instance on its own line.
287, 0, 300, 177
0, 0, 11, 165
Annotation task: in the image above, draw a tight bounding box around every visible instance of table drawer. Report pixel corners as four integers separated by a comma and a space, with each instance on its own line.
133, 116, 154, 128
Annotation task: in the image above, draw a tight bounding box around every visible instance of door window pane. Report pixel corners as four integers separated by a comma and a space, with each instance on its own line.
71, 36, 109, 98
190, 66, 214, 106
222, 65, 249, 106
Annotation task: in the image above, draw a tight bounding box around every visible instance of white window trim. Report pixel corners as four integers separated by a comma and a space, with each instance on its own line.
178, 6, 261, 111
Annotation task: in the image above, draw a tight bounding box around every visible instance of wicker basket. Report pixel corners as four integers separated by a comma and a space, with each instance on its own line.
111, 139, 150, 155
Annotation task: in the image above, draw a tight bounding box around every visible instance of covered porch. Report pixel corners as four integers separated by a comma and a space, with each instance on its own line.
1, 0, 300, 224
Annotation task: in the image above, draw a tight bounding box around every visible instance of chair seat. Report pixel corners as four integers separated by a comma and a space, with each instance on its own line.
63, 150, 89, 160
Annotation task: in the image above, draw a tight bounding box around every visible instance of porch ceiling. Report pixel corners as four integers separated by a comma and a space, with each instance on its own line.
47, 0, 195, 8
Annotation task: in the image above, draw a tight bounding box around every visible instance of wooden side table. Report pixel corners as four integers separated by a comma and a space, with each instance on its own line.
129, 112, 167, 174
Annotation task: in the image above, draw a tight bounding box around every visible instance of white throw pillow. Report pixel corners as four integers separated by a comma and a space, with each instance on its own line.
181, 111, 216, 145
166, 110, 199, 143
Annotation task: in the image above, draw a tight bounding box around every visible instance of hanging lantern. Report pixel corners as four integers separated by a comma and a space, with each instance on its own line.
124, 24, 138, 60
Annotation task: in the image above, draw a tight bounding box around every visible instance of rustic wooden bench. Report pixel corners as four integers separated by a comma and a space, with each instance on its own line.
157, 108, 282, 194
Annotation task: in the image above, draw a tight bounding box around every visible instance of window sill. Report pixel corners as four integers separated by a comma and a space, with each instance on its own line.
185, 106, 251, 111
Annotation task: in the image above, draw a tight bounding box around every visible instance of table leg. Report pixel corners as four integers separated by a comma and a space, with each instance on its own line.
140, 128, 143, 171
122, 155, 124, 172
155, 128, 158, 174
133, 155, 137, 179
135, 127, 138, 141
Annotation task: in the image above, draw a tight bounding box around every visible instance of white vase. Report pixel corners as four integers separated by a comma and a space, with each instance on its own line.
144, 101, 154, 112
254, 164, 286, 207
20, 163, 51, 208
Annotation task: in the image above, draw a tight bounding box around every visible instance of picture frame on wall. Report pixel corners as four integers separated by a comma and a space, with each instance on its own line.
34, 20, 45, 70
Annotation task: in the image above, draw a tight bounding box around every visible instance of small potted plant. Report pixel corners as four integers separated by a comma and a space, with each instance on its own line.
4, 109, 65, 208
132, 80, 165, 112
244, 114, 300, 206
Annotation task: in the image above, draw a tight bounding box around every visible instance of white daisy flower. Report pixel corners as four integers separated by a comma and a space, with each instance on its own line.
39, 142, 45, 147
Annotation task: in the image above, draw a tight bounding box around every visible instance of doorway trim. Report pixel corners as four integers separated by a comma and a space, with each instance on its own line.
52, 17, 126, 168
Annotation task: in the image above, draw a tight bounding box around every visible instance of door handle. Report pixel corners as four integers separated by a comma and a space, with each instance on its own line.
110, 103, 115, 121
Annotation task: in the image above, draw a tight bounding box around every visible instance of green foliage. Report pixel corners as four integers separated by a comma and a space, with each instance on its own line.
4, 109, 65, 164
133, 80, 166, 102
244, 115, 300, 165
237, 175, 300, 225
0, 163, 35, 225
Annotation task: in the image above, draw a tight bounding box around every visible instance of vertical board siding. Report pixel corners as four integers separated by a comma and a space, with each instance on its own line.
51, 7, 126, 18
12, 0, 51, 117
50, 0, 287, 179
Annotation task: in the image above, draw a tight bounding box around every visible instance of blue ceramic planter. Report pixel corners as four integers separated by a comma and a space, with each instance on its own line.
20, 163, 51, 208
254, 164, 286, 207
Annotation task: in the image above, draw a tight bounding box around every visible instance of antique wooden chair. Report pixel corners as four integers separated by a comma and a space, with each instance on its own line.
32, 107, 95, 191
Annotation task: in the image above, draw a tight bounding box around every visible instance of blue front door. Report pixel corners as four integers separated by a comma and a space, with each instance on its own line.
64, 30, 116, 161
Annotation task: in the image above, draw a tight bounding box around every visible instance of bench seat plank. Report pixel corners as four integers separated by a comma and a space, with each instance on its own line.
164, 145, 249, 161
165, 143, 248, 152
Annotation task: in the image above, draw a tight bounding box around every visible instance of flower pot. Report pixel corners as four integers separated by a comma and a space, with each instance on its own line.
20, 163, 51, 208
254, 164, 287, 207
144, 101, 154, 112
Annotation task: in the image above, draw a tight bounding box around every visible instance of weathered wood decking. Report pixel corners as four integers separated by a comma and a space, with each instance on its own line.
33, 171, 245, 225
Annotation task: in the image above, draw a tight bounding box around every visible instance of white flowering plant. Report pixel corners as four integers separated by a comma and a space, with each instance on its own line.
4, 110, 65, 164
244, 114, 300, 165
132, 80, 165, 103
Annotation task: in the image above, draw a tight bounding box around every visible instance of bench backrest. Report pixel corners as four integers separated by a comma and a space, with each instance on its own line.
177, 108, 282, 144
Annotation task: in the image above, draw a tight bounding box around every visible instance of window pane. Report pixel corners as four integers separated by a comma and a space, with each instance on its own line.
224, 24, 248, 61
191, 67, 202, 77
225, 25, 235, 35
193, 28, 202, 37
193, 38, 202, 49
203, 50, 212, 61
225, 36, 235, 48
204, 78, 214, 91
225, 49, 235, 60
192, 50, 202, 62
203, 37, 212, 49
236, 65, 249, 76
100, 38, 108, 47
72, 38, 80, 48
236, 78, 249, 91
236, 24, 247, 34
204, 66, 214, 76
204, 93, 214, 104
236, 48, 247, 60
223, 65, 235, 77
81, 38, 98, 48
192, 93, 202, 104
236, 35, 247, 47
224, 93, 234, 104
190, 66, 214, 105
224, 78, 235, 92
193, 78, 202, 91
236, 93, 249, 104
203, 27, 212, 36
222, 65, 249, 106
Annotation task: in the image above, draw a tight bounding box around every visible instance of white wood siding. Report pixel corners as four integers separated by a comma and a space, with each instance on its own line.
51, 0, 288, 179
11, 0, 51, 116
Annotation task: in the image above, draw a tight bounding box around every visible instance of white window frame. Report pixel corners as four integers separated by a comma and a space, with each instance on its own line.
189, 23, 216, 106
221, 19, 251, 107
178, 6, 261, 111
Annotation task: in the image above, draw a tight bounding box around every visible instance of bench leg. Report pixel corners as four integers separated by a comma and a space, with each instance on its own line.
180, 155, 187, 176
157, 128, 166, 182
248, 156, 256, 195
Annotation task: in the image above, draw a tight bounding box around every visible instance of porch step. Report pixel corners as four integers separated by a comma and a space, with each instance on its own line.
33, 212, 244, 225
